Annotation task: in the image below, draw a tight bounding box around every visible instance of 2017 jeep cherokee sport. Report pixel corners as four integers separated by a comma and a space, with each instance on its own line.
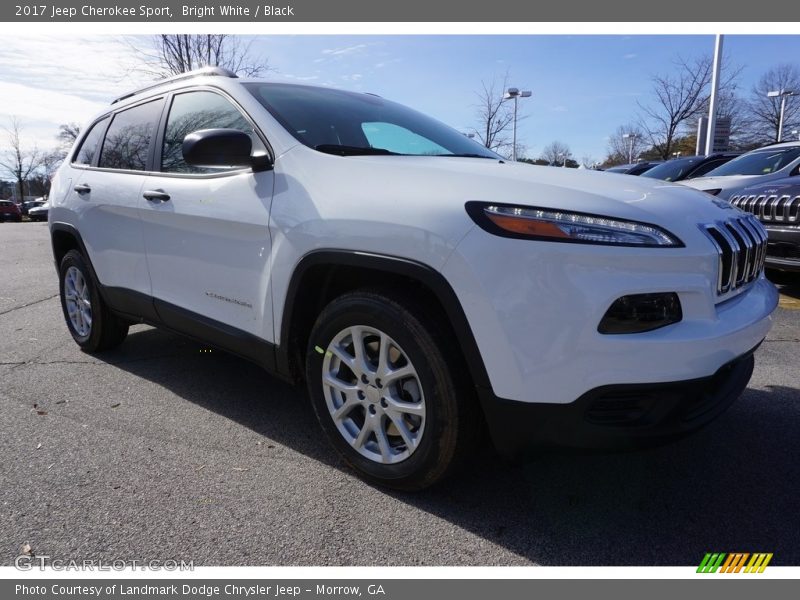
49, 67, 779, 490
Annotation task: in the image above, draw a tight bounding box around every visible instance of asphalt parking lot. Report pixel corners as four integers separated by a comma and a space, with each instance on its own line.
1, 222, 798, 566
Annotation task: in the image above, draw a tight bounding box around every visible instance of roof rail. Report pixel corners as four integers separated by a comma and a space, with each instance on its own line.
111, 66, 238, 105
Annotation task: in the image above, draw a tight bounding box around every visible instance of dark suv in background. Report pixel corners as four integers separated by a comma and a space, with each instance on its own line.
603, 161, 663, 176
729, 177, 800, 272
640, 152, 741, 182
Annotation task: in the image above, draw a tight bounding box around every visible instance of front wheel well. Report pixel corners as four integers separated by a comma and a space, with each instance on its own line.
280, 257, 489, 394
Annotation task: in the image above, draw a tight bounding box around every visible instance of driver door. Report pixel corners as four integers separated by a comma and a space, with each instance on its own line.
139, 89, 275, 343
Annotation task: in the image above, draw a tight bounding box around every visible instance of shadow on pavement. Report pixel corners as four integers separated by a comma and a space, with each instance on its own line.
98, 326, 800, 566
767, 270, 800, 300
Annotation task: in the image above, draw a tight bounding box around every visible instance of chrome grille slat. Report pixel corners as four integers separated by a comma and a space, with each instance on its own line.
700, 215, 767, 296
731, 192, 800, 223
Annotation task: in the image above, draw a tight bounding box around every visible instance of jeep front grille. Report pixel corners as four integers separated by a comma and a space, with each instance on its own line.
729, 193, 800, 223
700, 214, 768, 295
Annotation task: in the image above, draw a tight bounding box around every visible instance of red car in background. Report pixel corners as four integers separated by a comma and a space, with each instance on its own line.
0, 200, 22, 222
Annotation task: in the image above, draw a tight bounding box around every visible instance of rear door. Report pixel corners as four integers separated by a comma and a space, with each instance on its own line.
139, 88, 275, 342
73, 99, 164, 298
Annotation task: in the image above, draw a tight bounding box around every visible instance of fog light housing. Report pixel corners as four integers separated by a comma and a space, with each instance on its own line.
598, 293, 682, 334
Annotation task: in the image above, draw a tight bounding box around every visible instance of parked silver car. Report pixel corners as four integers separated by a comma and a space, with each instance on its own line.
682, 142, 800, 199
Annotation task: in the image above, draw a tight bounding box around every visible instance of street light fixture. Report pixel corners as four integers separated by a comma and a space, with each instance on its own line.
767, 89, 798, 142
622, 133, 639, 164
792, 129, 800, 141
503, 87, 532, 161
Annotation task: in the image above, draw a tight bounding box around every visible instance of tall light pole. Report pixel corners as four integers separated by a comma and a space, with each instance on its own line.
767, 89, 797, 142
503, 87, 532, 161
704, 34, 724, 156
622, 133, 639, 164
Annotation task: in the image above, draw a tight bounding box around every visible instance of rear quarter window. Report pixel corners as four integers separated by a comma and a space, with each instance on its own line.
98, 99, 164, 171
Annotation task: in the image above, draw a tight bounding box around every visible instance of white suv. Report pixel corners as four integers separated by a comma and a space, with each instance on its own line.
49, 67, 778, 489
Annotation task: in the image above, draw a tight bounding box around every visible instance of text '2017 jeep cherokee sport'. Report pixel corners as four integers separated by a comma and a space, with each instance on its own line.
49, 67, 779, 490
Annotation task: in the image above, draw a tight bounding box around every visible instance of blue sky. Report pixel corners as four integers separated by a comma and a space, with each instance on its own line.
1, 35, 799, 160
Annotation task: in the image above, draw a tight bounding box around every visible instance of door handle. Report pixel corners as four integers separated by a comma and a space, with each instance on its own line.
74, 184, 91, 194
143, 189, 171, 202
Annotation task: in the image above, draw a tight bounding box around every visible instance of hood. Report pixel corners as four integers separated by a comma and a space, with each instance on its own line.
294, 150, 743, 230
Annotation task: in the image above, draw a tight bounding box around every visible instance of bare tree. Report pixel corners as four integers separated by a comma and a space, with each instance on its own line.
606, 124, 648, 164
638, 55, 741, 160
28, 150, 64, 197
745, 64, 800, 144
540, 140, 572, 166
57, 123, 81, 149
470, 73, 516, 156
0, 117, 43, 202
127, 35, 269, 77
580, 154, 599, 169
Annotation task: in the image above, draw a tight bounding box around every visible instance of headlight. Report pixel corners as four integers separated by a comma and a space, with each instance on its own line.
466, 202, 683, 247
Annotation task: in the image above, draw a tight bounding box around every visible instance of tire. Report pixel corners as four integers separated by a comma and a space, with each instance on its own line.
59, 250, 129, 352
305, 290, 478, 490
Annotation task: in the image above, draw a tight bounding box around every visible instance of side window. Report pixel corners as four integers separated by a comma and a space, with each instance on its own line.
161, 91, 257, 174
689, 159, 728, 179
98, 99, 163, 171
72, 117, 109, 166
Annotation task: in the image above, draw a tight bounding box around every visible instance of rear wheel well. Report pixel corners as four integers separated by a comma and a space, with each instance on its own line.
51, 229, 82, 267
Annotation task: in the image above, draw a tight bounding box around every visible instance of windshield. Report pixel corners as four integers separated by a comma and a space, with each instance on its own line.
641, 157, 701, 181
704, 147, 800, 177
244, 83, 499, 158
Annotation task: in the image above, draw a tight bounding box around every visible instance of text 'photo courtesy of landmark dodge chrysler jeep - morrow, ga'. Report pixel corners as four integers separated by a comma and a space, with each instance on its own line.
49, 67, 779, 490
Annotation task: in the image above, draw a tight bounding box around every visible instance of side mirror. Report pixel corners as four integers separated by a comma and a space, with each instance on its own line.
182, 128, 272, 171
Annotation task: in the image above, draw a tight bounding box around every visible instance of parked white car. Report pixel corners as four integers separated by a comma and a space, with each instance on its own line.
682, 142, 800, 199
27, 199, 50, 221
49, 68, 778, 489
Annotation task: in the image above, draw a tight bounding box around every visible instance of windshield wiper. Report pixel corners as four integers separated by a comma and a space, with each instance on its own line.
431, 153, 496, 159
315, 144, 398, 156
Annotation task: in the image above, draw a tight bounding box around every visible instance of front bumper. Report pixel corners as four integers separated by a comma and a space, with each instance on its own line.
480, 345, 758, 458
764, 226, 800, 272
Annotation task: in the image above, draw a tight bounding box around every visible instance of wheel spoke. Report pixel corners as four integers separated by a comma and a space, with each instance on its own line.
353, 420, 372, 449
385, 393, 425, 417
374, 417, 393, 461
329, 344, 355, 371
386, 410, 416, 450
382, 364, 414, 384
323, 373, 357, 395
350, 326, 371, 375
332, 400, 358, 421
377, 332, 391, 378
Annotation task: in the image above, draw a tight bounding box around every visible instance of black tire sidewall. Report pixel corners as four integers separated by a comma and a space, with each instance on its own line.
59, 250, 103, 350
306, 293, 460, 489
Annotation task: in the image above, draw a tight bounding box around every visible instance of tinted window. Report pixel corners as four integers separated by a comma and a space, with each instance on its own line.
687, 158, 731, 179
99, 99, 163, 171
72, 117, 109, 166
161, 91, 255, 174
244, 83, 498, 158
641, 158, 701, 181
705, 147, 800, 176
